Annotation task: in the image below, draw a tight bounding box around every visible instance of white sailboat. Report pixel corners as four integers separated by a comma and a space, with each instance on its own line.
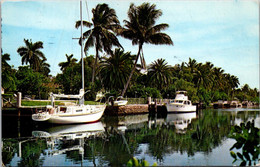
32, 89, 106, 124
32, 0, 106, 124
166, 91, 196, 113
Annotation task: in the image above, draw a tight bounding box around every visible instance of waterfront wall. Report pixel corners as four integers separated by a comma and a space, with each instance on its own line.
105, 104, 149, 116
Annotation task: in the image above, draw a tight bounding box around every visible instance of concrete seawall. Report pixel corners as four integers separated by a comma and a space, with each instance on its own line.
104, 104, 149, 116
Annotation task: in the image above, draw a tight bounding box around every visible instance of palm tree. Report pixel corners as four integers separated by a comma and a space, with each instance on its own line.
119, 2, 173, 96
194, 62, 214, 91
2, 53, 16, 91
2, 53, 11, 70
39, 59, 51, 76
148, 58, 172, 90
99, 48, 135, 91
58, 54, 78, 71
17, 39, 46, 72
75, 3, 122, 84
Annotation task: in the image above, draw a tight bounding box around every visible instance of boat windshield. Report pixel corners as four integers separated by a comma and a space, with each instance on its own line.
175, 100, 183, 103
176, 91, 187, 95
184, 101, 191, 105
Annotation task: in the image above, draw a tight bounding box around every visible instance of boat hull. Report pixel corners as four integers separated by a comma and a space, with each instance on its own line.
48, 109, 104, 124
166, 104, 196, 113
114, 100, 128, 106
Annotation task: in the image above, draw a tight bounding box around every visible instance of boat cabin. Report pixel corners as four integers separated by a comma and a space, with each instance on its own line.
175, 91, 188, 101
171, 100, 191, 105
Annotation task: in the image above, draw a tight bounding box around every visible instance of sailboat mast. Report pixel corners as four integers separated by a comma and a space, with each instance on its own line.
80, 0, 84, 92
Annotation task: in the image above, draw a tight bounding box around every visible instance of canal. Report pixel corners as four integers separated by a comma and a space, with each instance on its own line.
2, 107, 260, 166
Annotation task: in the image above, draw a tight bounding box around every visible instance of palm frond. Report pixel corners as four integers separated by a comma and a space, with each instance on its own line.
75, 20, 92, 29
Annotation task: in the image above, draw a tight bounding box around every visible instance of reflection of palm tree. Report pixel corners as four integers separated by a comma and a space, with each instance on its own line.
148, 58, 172, 90
17, 39, 46, 72
75, 3, 122, 84
58, 54, 78, 71
120, 2, 173, 96
18, 139, 46, 167
100, 48, 135, 91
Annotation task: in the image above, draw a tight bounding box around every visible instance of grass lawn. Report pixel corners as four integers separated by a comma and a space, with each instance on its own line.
21, 100, 103, 106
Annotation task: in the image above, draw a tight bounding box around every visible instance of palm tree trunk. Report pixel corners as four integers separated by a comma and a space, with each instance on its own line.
92, 40, 99, 84
121, 44, 143, 97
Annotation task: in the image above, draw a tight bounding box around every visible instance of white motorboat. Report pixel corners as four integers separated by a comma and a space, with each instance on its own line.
166, 91, 196, 113
114, 96, 128, 106
32, 89, 106, 124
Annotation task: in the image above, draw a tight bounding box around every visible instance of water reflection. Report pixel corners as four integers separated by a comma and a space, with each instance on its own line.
2, 108, 260, 166
150, 112, 197, 133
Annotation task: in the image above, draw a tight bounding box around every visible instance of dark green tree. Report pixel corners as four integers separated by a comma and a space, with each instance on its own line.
2, 53, 16, 91
39, 59, 51, 76
147, 58, 173, 90
58, 54, 78, 71
100, 48, 135, 92
15, 66, 46, 98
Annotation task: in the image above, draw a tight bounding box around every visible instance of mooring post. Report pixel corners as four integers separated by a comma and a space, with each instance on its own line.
148, 97, 151, 105
154, 99, 157, 113
17, 92, 22, 108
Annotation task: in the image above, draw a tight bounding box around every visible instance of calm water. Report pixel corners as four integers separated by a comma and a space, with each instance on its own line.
2, 107, 260, 166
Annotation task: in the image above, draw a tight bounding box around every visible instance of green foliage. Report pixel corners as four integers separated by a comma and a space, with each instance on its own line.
2, 53, 17, 92
58, 54, 78, 71
15, 66, 47, 98
127, 85, 161, 98
100, 48, 135, 91
18, 139, 46, 167
56, 64, 82, 94
147, 58, 173, 90
127, 157, 157, 167
229, 121, 260, 166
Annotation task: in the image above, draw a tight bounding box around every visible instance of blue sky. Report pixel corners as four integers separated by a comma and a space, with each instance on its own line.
2, 0, 259, 89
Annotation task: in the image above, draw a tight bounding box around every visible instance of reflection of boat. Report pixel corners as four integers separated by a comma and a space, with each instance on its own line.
32, 121, 105, 139
32, 89, 106, 124
32, 121, 105, 158
150, 112, 196, 133
166, 112, 196, 129
166, 91, 196, 112
114, 96, 128, 106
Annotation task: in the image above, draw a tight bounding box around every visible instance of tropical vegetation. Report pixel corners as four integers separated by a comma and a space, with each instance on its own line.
1, 2, 259, 105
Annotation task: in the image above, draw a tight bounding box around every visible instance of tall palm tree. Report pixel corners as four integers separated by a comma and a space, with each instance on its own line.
75, 3, 122, 84
99, 48, 135, 91
148, 58, 172, 90
119, 2, 173, 96
17, 39, 46, 72
58, 54, 78, 71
